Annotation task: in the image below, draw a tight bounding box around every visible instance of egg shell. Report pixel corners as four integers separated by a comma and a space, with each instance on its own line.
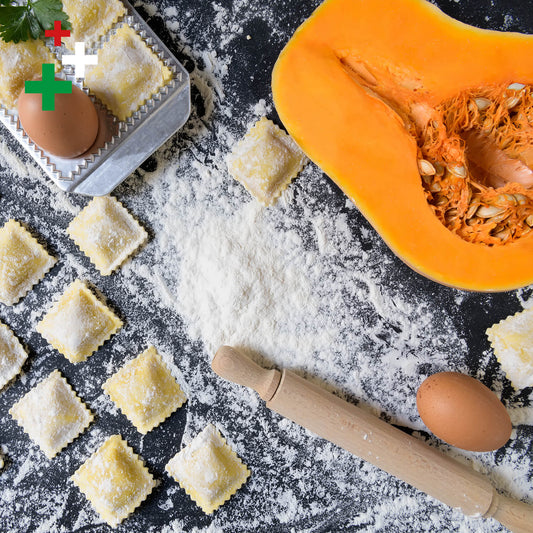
18, 82, 99, 159
416, 372, 512, 452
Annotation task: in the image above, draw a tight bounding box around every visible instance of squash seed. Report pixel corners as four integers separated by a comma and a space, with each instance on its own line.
474, 97, 491, 111
434, 162, 445, 176
488, 212, 511, 225
482, 117, 493, 133
449, 165, 467, 178
493, 228, 511, 241
418, 159, 436, 175
476, 205, 506, 218
445, 207, 458, 224
508, 83, 526, 91
506, 95, 521, 109
434, 194, 448, 206
429, 182, 442, 193
514, 193, 528, 205
493, 194, 517, 207
466, 203, 480, 219
526, 215, 533, 227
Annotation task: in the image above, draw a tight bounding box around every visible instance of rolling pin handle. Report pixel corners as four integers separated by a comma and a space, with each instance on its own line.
484, 490, 533, 533
212, 346, 282, 401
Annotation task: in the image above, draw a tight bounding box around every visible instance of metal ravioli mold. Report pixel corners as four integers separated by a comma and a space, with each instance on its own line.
0, 0, 190, 196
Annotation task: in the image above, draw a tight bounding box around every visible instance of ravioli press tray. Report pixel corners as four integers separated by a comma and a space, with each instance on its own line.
0, 0, 190, 196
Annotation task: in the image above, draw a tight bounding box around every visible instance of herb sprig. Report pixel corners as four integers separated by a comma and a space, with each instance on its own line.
0, 0, 70, 44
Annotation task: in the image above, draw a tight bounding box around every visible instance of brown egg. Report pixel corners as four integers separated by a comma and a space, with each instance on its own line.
416, 372, 512, 452
18, 81, 99, 159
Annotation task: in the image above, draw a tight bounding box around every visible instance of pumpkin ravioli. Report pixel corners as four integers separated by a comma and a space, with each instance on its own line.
0, 220, 56, 306
9, 370, 93, 459
85, 25, 172, 121
62, 0, 126, 50
72, 435, 156, 527
103, 346, 187, 434
67, 196, 147, 276
0, 322, 27, 390
37, 280, 122, 363
227, 117, 307, 206
166, 424, 250, 514
487, 307, 533, 389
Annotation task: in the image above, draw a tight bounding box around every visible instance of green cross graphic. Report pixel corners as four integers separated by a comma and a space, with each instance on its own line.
25, 64, 72, 111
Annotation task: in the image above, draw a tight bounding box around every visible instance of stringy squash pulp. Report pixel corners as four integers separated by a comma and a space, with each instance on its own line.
272, 0, 533, 291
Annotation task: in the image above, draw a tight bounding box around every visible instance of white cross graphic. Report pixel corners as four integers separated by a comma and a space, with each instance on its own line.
62, 42, 98, 79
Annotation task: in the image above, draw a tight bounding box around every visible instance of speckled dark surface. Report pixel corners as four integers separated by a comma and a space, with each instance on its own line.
0, 1, 532, 532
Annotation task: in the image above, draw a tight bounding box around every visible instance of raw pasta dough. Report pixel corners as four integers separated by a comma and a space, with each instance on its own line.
166, 424, 250, 514
85, 25, 172, 121
37, 280, 122, 363
62, 0, 126, 50
67, 196, 147, 276
487, 307, 533, 389
103, 346, 187, 434
72, 435, 156, 527
0, 322, 28, 389
227, 116, 307, 206
0, 41, 57, 109
9, 370, 93, 458
0, 220, 56, 306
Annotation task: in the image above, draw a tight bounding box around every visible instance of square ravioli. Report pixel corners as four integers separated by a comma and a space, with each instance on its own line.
37, 280, 122, 363
166, 424, 250, 514
9, 370, 93, 458
0, 40, 57, 109
85, 25, 172, 121
227, 117, 308, 206
103, 346, 186, 434
62, 0, 126, 50
72, 435, 156, 527
486, 307, 533, 389
0, 322, 28, 390
0, 220, 56, 306
67, 196, 147, 276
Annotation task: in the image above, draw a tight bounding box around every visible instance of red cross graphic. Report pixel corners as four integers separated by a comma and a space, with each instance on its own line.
45, 21, 71, 47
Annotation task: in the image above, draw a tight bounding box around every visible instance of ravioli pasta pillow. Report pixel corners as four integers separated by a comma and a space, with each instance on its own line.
62, 0, 126, 50
103, 346, 187, 434
0, 322, 28, 390
37, 280, 122, 363
85, 25, 172, 121
72, 435, 156, 527
166, 424, 250, 514
9, 370, 93, 458
0, 220, 56, 306
67, 196, 147, 276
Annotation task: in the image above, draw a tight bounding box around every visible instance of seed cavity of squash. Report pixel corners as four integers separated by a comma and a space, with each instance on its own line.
340, 55, 533, 246
418, 84, 533, 245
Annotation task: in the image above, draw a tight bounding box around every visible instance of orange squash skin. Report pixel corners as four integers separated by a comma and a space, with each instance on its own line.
272, 0, 533, 291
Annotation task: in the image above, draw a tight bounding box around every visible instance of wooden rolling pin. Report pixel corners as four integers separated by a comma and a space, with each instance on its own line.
212, 346, 533, 533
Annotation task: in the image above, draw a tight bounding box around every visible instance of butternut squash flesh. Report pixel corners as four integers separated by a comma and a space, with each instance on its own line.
272, 0, 533, 291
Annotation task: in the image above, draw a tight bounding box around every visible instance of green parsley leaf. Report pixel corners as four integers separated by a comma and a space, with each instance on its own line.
0, 0, 70, 43
0, 5, 32, 43
32, 0, 71, 32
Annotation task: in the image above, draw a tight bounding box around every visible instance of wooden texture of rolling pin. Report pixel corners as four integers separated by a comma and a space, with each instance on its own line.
212, 346, 533, 533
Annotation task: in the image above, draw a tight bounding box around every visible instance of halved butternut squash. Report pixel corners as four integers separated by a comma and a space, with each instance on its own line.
272, 0, 533, 291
